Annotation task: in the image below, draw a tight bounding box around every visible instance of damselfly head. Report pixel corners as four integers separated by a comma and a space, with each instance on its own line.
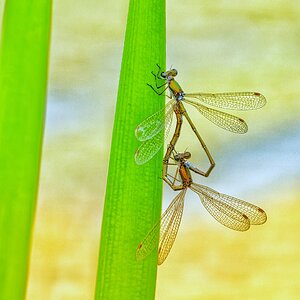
182, 151, 191, 159
174, 154, 180, 161
162, 69, 178, 80
174, 151, 191, 162
171, 69, 178, 76
167, 69, 178, 77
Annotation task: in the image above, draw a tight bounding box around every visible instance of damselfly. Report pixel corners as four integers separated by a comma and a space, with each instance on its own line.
136, 150, 267, 265
135, 65, 266, 167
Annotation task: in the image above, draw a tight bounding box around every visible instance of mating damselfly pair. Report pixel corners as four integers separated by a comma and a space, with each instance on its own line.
135, 65, 267, 264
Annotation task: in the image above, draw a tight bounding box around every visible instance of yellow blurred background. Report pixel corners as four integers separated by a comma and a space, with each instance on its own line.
11, 0, 299, 299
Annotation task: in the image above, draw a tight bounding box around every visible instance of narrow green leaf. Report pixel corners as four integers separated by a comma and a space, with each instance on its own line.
0, 0, 52, 299
94, 0, 165, 299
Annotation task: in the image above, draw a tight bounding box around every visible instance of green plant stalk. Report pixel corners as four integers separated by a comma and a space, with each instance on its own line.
0, 0, 52, 299
94, 0, 165, 299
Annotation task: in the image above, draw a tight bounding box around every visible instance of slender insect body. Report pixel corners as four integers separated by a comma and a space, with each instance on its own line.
178, 164, 192, 188
168, 79, 185, 101
173, 101, 184, 116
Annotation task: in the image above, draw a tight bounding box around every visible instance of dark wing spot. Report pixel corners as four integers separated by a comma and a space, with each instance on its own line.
242, 214, 249, 220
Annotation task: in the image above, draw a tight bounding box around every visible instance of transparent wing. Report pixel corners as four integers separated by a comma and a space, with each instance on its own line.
135, 132, 163, 165
184, 92, 266, 110
163, 102, 174, 143
184, 98, 248, 134
134, 103, 174, 165
135, 100, 175, 142
136, 189, 186, 265
190, 183, 250, 231
194, 184, 267, 225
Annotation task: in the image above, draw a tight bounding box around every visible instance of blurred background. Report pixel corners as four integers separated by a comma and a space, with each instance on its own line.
2, 0, 296, 299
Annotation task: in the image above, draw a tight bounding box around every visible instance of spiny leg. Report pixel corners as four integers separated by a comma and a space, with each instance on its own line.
146, 83, 168, 96
172, 167, 179, 186
151, 70, 166, 89
155, 63, 163, 78
149, 63, 167, 89
163, 147, 184, 191
162, 163, 184, 191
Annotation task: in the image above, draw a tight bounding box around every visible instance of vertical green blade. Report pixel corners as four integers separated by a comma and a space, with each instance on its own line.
0, 0, 52, 299
94, 0, 165, 299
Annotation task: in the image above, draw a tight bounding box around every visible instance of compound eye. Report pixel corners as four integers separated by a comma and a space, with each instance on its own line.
174, 154, 180, 161
172, 69, 178, 76
161, 72, 167, 78
184, 151, 191, 159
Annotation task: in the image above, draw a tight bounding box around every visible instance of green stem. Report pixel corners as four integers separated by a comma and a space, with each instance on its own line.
94, 0, 165, 299
0, 1, 52, 298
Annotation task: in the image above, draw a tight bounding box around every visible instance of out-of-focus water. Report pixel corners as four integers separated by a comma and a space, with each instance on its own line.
216, 121, 300, 195
206, 121, 300, 194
